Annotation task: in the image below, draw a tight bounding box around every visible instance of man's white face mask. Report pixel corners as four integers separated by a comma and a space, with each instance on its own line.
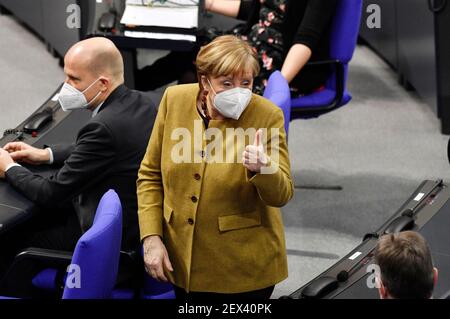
207, 78, 252, 120
58, 78, 102, 112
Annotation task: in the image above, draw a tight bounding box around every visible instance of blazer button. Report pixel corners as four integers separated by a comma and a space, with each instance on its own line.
200, 150, 205, 158
187, 218, 194, 225
194, 173, 201, 180
191, 196, 198, 203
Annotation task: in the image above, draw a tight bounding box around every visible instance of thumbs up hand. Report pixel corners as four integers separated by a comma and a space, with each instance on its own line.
243, 129, 269, 173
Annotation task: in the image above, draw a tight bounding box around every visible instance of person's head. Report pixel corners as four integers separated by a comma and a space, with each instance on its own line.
59, 37, 124, 111
196, 35, 260, 120
374, 231, 438, 299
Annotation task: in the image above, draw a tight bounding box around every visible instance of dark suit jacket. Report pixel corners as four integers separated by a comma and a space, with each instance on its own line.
5, 85, 157, 252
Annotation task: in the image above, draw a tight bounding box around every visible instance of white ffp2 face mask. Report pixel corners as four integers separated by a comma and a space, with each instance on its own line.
58, 78, 102, 112
207, 78, 252, 120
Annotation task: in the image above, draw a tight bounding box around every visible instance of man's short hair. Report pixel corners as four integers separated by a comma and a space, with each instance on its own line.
374, 231, 434, 299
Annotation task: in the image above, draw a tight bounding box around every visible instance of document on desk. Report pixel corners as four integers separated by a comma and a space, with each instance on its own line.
124, 30, 196, 42
120, 4, 198, 29
125, 0, 199, 7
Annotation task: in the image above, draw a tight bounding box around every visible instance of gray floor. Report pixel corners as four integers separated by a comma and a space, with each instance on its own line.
1, 13, 450, 298
0, 15, 64, 131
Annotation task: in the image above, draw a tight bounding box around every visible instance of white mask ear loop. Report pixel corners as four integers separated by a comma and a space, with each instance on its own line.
206, 77, 218, 96
82, 77, 102, 94
85, 90, 102, 108
83, 77, 103, 107
199, 77, 214, 119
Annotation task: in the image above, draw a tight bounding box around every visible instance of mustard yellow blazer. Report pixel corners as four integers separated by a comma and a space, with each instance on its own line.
137, 84, 293, 293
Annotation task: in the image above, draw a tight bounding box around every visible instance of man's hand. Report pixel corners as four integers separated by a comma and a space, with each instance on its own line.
0, 148, 15, 179
3, 142, 50, 165
243, 129, 269, 173
143, 235, 174, 282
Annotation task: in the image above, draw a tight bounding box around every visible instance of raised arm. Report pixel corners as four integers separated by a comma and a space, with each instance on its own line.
281, 0, 337, 83
204, 0, 241, 18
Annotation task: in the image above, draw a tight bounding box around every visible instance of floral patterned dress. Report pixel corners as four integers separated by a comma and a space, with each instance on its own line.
241, 0, 287, 95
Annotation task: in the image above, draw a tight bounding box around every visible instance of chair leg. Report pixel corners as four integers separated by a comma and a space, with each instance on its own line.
294, 184, 343, 191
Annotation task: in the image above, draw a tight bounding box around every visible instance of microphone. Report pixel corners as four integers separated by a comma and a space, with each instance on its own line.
447, 138, 450, 165
336, 254, 374, 283
337, 270, 349, 282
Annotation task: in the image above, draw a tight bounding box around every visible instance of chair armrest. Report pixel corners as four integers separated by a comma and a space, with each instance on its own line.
292, 59, 346, 116
1, 248, 73, 292
305, 59, 342, 67
120, 250, 142, 270
263, 70, 292, 134
13, 248, 73, 268
305, 59, 344, 98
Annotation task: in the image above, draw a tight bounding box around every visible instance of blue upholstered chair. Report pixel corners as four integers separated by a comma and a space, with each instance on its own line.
264, 0, 363, 125
263, 0, 363, 190
63, 189, 122, 299
138, 246, 176, 299
140, 274, 176, 299
263, 70, 292, 135
1, 190, 123, 299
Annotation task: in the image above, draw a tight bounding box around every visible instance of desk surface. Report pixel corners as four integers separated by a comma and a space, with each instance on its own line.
0, 165, 58, 234
288, 180, 450, 299
89, 0, 208, 52
333, 200, 450, 299
0, 104, 91, 236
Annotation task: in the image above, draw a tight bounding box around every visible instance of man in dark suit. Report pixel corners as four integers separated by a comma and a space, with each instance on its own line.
0, 37, 157, 297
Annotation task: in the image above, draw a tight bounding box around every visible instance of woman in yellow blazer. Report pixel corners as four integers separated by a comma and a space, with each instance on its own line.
137, 35, 293, 299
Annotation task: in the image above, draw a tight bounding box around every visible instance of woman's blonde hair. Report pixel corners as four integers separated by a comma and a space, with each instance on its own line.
196, 35, 260, 81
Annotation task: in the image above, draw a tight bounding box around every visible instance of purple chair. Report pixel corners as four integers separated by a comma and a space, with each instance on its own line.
1, 190, 123, 299
263, 70, 292, 135
109, 246, 176, 300
265, 0, 363, 122
141, 275, 176, 299
98, 246, 177, 300
263, 0, 363, 190
62, 189, 122, 299
139, 246, 176, 299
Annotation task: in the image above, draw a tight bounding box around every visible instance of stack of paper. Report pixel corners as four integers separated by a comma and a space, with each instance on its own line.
120, 4, 198, 29
124, 30, 196, 42
125, 0, 198, 7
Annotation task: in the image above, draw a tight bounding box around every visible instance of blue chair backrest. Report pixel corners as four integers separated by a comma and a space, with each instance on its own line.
139, 246, 175, 299
141, 274, 176, 299
62, 190, 122, 299
330, 0, 363, 62
263, 70, 291, 135
326, 0, 363, 91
